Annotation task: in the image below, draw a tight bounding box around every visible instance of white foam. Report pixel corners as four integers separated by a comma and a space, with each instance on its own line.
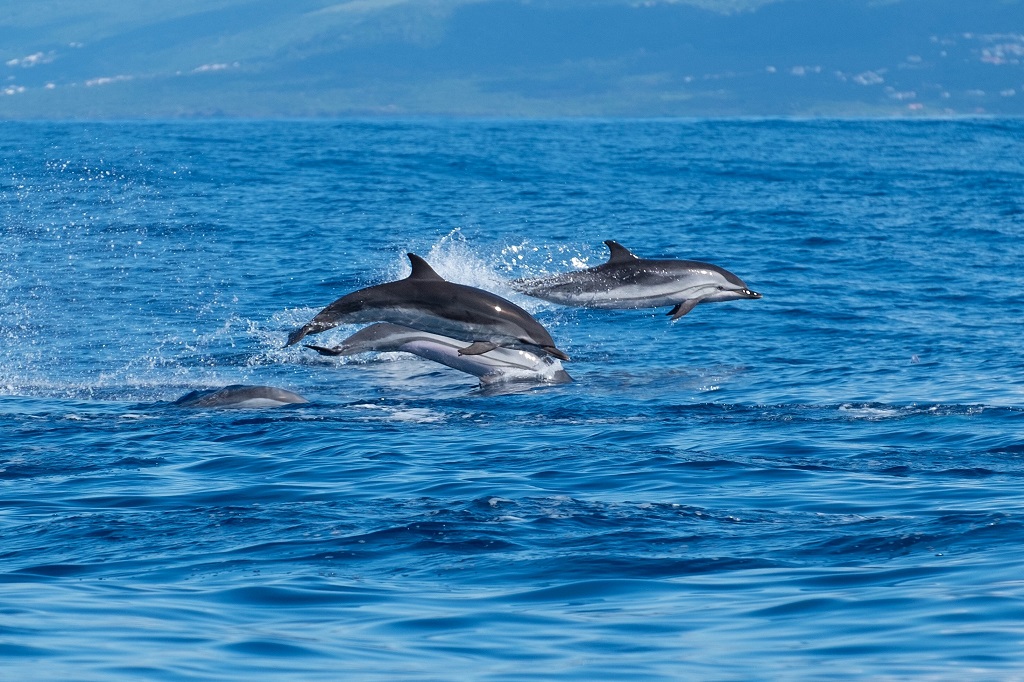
395, 230, 581, 316
838, 404, 902, 420
351, 403, 446, 424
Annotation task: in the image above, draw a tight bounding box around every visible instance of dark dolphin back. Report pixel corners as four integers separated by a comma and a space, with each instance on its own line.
288, 253, 567, 359
287, 254, 452, 346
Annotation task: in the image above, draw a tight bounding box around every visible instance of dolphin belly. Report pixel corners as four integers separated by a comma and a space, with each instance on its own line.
307, 323, 571, 385
348, 306, 519, 345
520, 278, 717, 309
336, 306, 569, 359
399, 339, 515, 377
399, 339, 570, 384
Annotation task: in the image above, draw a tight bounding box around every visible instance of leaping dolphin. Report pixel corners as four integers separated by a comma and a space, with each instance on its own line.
286, 254, 570, 361
173, 385, 309, 408
513, 240, 761, 320
305, 323, 572, 385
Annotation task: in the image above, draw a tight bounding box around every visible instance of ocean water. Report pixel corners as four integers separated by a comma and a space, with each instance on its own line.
2, 119, 1024, 680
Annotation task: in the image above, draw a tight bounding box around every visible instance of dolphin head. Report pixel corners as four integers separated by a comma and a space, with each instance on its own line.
689, 265, 761, 303
701, 283, 762, 303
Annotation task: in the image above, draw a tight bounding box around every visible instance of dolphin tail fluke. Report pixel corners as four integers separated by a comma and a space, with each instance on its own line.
459, 341, 499, 356
286, 317, 340, 346
286, 325, 313, 347
304, 344, 345, 356
667, 298, 702, 320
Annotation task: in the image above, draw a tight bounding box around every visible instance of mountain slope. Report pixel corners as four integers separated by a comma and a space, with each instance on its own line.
2, 0, 1022, 118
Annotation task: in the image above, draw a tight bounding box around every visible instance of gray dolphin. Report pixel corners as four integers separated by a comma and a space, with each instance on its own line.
286, 254, 569, 360
305, 323, 572, 385
513, 240, 761, 320
173, 385, 309, 408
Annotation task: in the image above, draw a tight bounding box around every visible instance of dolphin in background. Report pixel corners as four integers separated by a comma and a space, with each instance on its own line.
512, 240, 761, 320
286, 254, 569, 361
305, 323, 572, 385
173, 385, 309, 408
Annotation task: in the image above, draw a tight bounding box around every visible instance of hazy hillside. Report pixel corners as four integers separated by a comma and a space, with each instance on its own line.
2, 0, 1022, 118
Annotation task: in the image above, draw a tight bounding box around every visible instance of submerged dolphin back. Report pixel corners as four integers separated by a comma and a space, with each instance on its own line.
173, 385, 309, 408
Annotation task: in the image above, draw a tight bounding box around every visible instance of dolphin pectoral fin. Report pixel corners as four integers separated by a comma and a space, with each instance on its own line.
666, 298, 703, 320
304, 344, 344, 356
544, 345, 571, 362
459, 341, 499, 356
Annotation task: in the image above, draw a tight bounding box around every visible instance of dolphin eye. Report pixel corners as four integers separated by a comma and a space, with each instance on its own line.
716, 285, 725, 291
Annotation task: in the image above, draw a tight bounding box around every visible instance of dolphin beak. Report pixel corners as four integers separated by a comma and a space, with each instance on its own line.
743, 289, 762, 299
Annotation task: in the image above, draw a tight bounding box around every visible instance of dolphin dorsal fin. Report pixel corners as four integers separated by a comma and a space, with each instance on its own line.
406, 254, 445, 281
604, 240, 639, 264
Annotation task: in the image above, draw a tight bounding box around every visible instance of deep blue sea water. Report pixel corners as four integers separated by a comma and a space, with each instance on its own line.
2, 119, 1024, 680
